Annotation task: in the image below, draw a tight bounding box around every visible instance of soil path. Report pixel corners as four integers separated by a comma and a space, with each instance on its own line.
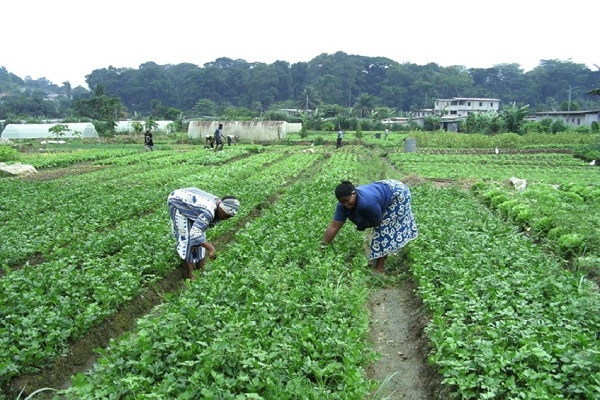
364, 149, 442, 399
366, 282, 440, 399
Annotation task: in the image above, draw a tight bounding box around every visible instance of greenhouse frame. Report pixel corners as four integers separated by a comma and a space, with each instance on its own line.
0, 123, 99, 139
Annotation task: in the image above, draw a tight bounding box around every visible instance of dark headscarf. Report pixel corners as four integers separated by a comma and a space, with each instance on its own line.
335, 181, 355, 199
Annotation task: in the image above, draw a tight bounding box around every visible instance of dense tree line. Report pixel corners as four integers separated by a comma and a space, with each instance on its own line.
1, 52, 599, 123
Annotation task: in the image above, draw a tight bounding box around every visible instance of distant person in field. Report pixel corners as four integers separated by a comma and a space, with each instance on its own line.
214, 123, 224, 151
226, 135, 237, 146
167, 188, 240, 280
336, 129, 343, 148
321, 180, 418, 273
384, 129, 389, 140
144, 130, 154, 151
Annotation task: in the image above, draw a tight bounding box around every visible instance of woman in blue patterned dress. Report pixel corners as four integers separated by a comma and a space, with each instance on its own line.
167, 188, 240, 279
321, 180, 418, 273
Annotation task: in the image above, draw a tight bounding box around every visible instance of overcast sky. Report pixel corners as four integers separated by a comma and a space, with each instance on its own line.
3, 0, 598, 88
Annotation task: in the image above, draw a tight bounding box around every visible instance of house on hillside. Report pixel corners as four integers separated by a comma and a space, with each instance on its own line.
527, 110, 600, 128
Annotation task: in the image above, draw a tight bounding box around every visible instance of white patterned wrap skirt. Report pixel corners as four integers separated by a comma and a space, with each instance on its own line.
369, 180, 418, 260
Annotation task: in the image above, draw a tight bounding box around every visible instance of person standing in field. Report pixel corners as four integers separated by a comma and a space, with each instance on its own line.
214, 123, 224, 151
167, 188, 240, 280
321, 180, 418, 273
144, 130, 154, 151
336, 129, 343, 148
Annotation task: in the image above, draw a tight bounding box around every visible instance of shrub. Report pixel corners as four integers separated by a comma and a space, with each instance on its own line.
0, 145, 19, 162
490, 194, 510, 208
557, 233, 584, 258
497, 199, 519, 218
532, 216, 554, 235
481, 188, 505, 206
548, 227, 568, 240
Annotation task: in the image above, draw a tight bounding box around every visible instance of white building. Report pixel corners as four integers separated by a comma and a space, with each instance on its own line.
410, 97, 501, 131
435, 97, 501, 117
528, 110, 600, 128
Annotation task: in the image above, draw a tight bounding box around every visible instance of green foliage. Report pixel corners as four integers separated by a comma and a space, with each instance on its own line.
572, 142, 600, 162
48, 123, 70, 139
131, 121, 144, 134
299, 115, 308, 139
355, 120, 363, 140
321, 121, 335, 131
143, 119, 158, 132
557, 233, 584, 257
501, 103, 529, 133
192, 98, 217, 117
0, 145, 19, 161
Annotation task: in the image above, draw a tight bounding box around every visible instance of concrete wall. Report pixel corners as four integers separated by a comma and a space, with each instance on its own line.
188, 121, 301, 141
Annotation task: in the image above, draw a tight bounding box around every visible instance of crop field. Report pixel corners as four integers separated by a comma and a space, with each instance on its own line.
1, 138, 599, 399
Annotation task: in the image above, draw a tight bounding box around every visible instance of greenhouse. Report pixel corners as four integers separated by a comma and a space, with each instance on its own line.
188, 121, 301, 141
115, 120, 174, 133
0, 123, 99, 139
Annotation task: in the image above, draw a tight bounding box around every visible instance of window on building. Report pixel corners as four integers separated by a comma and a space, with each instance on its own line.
479, 102, 483, 107
450, 111, 457, 115
491, 102, 494, 107
577, 118, 581, 125
467, 102, 471, 106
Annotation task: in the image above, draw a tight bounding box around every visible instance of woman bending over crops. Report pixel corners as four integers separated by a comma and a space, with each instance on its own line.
321, 180, 418, 273
167, 188, 240, 280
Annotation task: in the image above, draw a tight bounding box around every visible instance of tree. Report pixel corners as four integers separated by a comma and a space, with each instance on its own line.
353, 93, 377, 118
48, 124, 70, 139
501, 103, 530, 134
193, 98, 217, 117
131, 121, 144, 137
297, 86, 321, 114
144, 119, 159, 132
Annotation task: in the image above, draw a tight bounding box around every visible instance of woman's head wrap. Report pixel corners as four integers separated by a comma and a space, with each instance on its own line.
219, 197, 240, 217
335, 181, 355, 199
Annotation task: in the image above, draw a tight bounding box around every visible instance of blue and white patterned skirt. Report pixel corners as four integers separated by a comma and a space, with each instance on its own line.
369, 180, 418, 260
168, 203, 206, 263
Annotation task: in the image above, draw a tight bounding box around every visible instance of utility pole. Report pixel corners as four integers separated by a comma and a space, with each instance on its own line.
568, 86, 572, 112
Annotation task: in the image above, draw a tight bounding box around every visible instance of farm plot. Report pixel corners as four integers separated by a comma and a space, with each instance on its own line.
387, 152, 598, 185
2, 143, 599, 399
389, 151, 600, 279
0, 146, 322, 393
410, 185, 599, 399
60, 151, 381, 399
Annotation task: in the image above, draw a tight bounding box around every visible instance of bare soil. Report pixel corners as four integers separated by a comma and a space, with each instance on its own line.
366, 279, 442, 400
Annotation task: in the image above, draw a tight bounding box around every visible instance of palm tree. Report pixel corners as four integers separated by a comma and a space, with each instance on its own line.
297, 86, 321, 114
352, 94, 377, 118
